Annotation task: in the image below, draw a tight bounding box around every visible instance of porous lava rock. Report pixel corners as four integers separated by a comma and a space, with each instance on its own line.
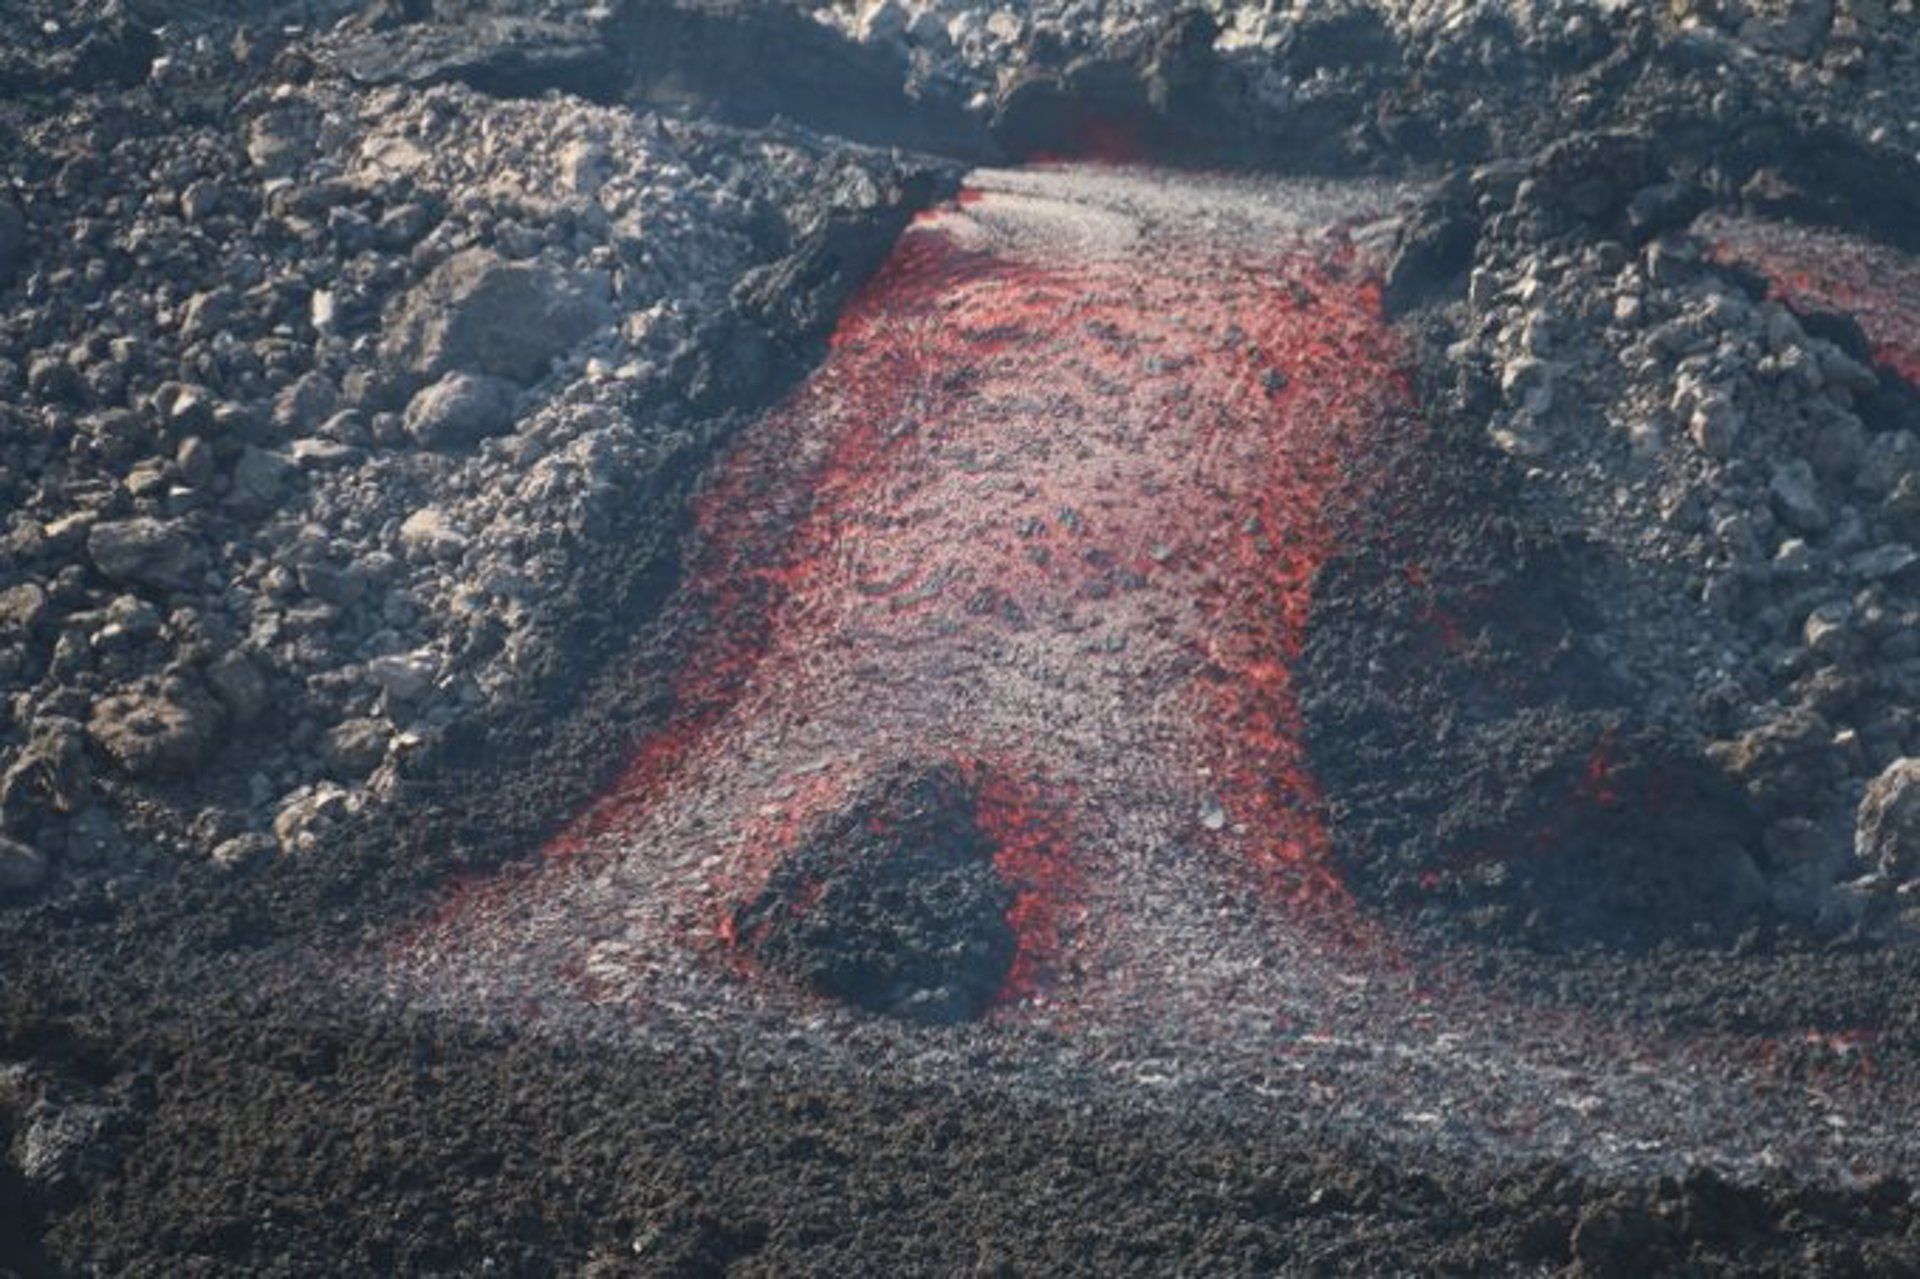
402, 371, 519, 449
84, 519, 201, 593
86, 687, 223, 780
731, 764, 1016, 1024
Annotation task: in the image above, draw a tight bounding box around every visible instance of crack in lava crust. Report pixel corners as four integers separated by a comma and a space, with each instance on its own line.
376, 168, 1919, 1179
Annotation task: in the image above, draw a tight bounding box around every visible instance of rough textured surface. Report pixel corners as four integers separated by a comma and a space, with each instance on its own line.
1860, 757, 1920, 881
378, 249, 613, 387
4, 0, 1920, 1273
736, 764, 1018, 1024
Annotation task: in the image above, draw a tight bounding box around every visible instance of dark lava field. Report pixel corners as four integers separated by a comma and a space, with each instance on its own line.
5, 1, 1920, 1275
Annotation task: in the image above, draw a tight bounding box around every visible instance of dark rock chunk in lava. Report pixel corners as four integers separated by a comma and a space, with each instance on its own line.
1383, 177, 1479, 315
732, 764, 1015, 1025
1303, 477, 1766, 949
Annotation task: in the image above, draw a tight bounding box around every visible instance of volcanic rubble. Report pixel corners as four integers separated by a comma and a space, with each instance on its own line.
3, 0, 1920, 1273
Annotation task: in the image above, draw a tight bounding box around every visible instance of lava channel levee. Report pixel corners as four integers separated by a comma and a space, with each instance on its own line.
378, 168, 1920, 1178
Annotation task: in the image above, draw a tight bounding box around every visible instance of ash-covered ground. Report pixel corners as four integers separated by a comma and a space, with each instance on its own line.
5, 0, 1920, 1274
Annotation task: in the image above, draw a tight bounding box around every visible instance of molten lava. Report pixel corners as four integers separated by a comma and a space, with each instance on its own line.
402, 166, 1414, 1021
381, 168, 1920, 1178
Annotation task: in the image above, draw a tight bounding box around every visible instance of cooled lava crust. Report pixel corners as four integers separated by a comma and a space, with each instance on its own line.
1706, 213, 1920, 390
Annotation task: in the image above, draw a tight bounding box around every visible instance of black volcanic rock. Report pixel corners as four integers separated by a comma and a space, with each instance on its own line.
335, 15, 625, 101
732, 763, 1016, 1024
0, 193, 25, 285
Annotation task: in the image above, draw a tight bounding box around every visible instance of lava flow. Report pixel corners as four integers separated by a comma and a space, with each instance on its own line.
379, 167, 1920, 1179
1705, 213, 1920, 386
392, 166, 1414, 1026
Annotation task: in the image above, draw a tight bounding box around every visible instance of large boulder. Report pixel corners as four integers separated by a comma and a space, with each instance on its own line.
403, 372, 519, 449
1706, 707, 1842, 817
88, 688, 223, 779
380, 248, 612, 387
1858, 757, 1920, 882
86, 518, 200, 592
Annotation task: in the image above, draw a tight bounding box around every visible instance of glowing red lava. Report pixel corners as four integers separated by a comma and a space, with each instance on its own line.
381, 169, 1920, 1176
399, 166, 1414, 1019
650, 173, 1402, 988
1705, 214, 1920, 386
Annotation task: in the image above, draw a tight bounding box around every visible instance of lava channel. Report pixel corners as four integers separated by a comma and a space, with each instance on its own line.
389, 166, 1416, 1029
376, 169, 1920, 1178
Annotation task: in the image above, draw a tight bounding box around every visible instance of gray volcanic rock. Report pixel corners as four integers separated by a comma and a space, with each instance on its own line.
397, 507, 467, 563
380, 249, 612, 387
335, 15, 621, 99
403, 372, 519, 449
0, 583, 48, 635
85, 519, 200, 592
0, 718, 89, 823
227, 447, 296, 517
87, 688, 222, 779
1859, 757, 1920, 882
1769, 458, 1830, 533
205, 651, 270, 729
272, 784, 358, 856
321, 717, 391, 780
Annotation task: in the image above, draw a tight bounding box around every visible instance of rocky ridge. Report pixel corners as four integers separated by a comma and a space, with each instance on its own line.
1377, 130, 1920, 944
0, 13, 954, 909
